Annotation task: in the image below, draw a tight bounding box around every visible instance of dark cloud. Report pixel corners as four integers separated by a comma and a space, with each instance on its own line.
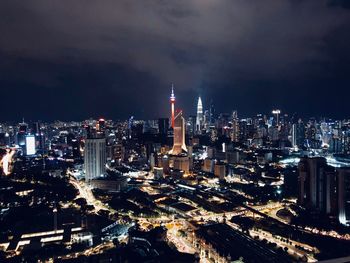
328, 0, 350, 9
0, 0, 349, 120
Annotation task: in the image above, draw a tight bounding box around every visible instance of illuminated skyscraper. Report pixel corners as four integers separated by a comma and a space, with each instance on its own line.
203, 110, 210, 131
169, 110, 187, 155
272, 109, 281, 127
338, 168, 350, 226
209, 100, 215, 125
231, 111, 240, 142
298, 157, 337, 214
196, 96, 203, 133
25, 135, 36, 155
187, 115, 196, 135
84, 137, 106, 182
170, 85, 176, 128
291, 120, 305, 148
16, 121, 27, 151
97, 118, 106, 134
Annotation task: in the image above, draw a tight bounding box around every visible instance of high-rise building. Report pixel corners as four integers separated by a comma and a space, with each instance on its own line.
187, 115, 196, 135
169, 110, 187, 155
298, 157, 337, 214
272, 109, 281, 127
231, 111, 240, 142
32, 121, 44, 152
167, 93, 190, 175
96, 118, 106, 136
19, 122, 27, 133
16, 122, 27, 151
329, 137, 343, 153
306, 122, 317, 141
127, 116, 134, 139
130, 122, 143, 139
196, 96, 203, 133
203, 110, 210, 131
158, 118, 169, 136
291, 120, 305, 148
25, 135, 36, 156
203, 158, 215, 173
84, 138, 106, 182
72, 139, 81, 159
217, 113, 230, 136
268, 126, 280, 141
170, 85, 176, 129
209, 100, 215, 125
214, 162, 226, 181
338, 168, 350, 226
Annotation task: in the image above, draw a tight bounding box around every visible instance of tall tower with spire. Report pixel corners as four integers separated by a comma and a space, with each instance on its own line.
196, 96, 203, 133
170, 84, 176, 128
169, 110, 187, 155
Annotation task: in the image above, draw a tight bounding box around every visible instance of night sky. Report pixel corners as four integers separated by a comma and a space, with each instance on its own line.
1, 0, 350, 121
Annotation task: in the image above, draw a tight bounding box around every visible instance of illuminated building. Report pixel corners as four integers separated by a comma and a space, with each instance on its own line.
170, 155, 190, 174
149, 152, 156, 169
130, 120, 143, 139
127, 116, 134, 139
90, 175, 128, 192
169, 110, 187, 155
187, 115, 196, 135
84, 137, 106, 182
226, 150, 240, 164
203, 158, 214, 173
329, 137, 343, 153
153, 167, 164, 179
268, 126, 279, 141
2, 227, 92, 253
203, 109, 210, 131
207, 146, 214, 159
338, 168, 350, 226
0, 132, 10, 146
209, 126, 218, 142
196, 96, 203, 133
209, 100, 215, 125
160, 155, 170, 174
291, 120, 305, 148
1, 148, 15, 175
298, 157, 337, 214
31, 121, 45, 152
170, 85, 175, 128
18, 122, 27, 133
96, 118, 106, 136
167, 110, 190, 174
272, 109, 281, 127
214, 162, 226, 180
68, 137, 81, 158
112, 143, 124, 162
230, 111, 240, 142
25, 135, 36, 155
16, 122, 27, 151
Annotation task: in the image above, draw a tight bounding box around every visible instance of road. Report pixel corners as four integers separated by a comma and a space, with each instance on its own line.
67, 175, 320, 262
69, 177, 116, 214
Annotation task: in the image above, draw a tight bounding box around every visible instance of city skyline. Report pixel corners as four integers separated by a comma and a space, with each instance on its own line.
2, 2, 350, 262
1, 88, 350, 123
2, 91, 350, 261
0, 1, 350, 120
